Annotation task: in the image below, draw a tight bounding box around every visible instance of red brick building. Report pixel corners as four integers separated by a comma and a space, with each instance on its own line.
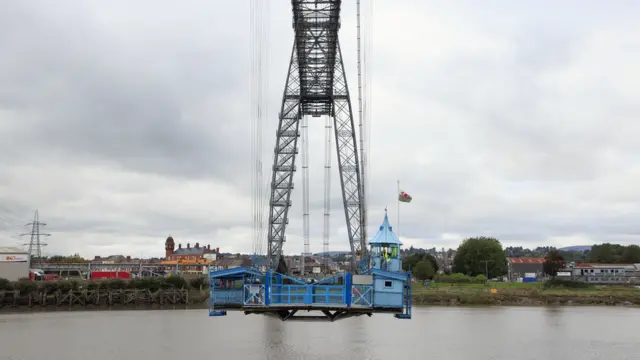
164, 236, 218, 262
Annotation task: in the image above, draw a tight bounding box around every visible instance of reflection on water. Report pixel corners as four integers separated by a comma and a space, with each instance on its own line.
0, 306, 639, 360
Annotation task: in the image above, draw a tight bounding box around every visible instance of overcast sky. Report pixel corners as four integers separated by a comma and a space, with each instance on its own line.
1, 0, 639, 258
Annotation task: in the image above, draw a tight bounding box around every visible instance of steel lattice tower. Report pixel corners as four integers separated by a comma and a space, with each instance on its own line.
267, 0, 366, 272
20, 209, 50, 265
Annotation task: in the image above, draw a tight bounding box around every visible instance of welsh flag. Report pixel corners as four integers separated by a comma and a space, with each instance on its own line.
398, 191, 412, 203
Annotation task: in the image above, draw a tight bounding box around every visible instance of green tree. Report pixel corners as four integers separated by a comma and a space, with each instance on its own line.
543, 250, 565, 278
47, 255, 89, 263
413, 260, 435, 280
452, 237, 507, 278
402, 253, 439, 273
588, 243, 624, 263
475, 274, 487, 282
622, 245, 640, 264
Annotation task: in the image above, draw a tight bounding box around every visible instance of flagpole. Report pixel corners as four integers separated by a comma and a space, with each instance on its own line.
397, 180, 400, 240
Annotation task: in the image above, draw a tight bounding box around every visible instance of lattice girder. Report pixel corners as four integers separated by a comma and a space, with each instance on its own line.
268, 0, 366, 271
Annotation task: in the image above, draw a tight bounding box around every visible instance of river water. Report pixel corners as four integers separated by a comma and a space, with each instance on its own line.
0, 306, 638, 360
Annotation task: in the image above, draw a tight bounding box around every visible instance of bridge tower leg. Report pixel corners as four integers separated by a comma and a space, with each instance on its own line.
266, 42, 301, 270
332, 40, 365, 270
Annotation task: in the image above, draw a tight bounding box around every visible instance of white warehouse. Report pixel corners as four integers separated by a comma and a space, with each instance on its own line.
0, 246, 30, 281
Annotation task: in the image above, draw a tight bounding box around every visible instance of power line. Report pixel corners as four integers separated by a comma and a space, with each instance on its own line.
20, 209, 50, 265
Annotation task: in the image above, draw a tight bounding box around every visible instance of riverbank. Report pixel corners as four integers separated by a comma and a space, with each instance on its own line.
0, 288, 210, 311
0, 276, 211, 312
411, 283, 640, 306
2, 277, 639, 312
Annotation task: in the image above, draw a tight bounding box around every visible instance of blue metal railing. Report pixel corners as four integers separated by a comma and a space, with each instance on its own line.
212, 289, 243, 305
269, 284, 346, 305
212, 284, 377, 308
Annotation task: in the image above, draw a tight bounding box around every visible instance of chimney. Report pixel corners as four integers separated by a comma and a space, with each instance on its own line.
195, 242, 200, 248
187, 243, 191, 249
178, 243, 182, 249
216, 247, 220, 255
207, 244, 211, 251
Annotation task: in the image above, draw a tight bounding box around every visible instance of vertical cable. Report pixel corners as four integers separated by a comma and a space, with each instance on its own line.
260, 0, 271, 256
356, 0, 367, 252
301, 115, 310, 275
250, 0, 257, 256
363, 0, 373, 241
323, 115, 332, 270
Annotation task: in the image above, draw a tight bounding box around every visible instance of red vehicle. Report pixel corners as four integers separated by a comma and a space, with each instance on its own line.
29, 270, 61, 281
89, 271, 131, 280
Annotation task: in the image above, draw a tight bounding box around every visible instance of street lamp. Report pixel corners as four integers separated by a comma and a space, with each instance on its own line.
480, 260, 491, 280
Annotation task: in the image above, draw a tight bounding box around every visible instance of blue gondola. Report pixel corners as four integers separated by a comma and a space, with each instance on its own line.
208, 212, 412, 322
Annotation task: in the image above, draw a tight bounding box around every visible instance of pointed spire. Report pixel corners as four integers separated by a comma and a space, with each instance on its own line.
369, 209, 402, 245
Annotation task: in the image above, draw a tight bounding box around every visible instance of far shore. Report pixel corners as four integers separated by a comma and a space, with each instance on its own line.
411, 282, 640, 307
2, 282, 639, 314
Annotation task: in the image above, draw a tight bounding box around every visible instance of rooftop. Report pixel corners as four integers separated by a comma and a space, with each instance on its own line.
173, 247, 208, 255
0, 246, 27, 253
574, 263, 636, 268
508, 257, 545, 264
369, 211, 402, 246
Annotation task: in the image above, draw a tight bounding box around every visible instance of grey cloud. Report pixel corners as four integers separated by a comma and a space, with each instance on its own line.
0, 1, 251, 184
1, 1, 639, 257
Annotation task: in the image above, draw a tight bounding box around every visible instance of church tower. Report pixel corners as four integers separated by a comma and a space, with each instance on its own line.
165, 235, 175, 258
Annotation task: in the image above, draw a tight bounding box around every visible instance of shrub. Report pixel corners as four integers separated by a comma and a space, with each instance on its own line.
105, 279, 126, 289
189, 276, 209, 290
0, 275, 203, 294
57, 280, 79, 292
39, 281, 59, 293
85, 280, 103, 290
0, 277, 11, 291
544, 279, 590, 289
13, 280, 38, 293
165, 275, 188, 289
128, 277, 166, 291
434, 273, 484, 283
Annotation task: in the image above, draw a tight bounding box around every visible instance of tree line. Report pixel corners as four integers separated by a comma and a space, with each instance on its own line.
31, 255, 89, 263
402, 237, 640, 281
0, 275, 209, 294
505, 243, 640, 264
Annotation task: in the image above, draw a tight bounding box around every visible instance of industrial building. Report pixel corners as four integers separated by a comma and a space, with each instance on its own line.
558, 263, 640, 284
0, 246, 30, 281
507, 257, 545, 280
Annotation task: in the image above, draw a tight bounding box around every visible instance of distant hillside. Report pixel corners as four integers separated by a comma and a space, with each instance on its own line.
313, 251, 351, 257
558, 245, 592, 252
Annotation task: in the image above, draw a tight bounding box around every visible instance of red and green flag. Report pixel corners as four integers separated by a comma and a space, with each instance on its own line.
398, 191, 412, 203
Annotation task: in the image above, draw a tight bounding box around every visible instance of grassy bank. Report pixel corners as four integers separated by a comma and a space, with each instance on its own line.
412, 281, 640, 306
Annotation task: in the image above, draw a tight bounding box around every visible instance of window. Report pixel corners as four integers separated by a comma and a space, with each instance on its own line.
384, 280, 393, 288
370, 246, 380, 257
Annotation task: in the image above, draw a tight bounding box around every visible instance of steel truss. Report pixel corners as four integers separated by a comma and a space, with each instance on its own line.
246, 309, 373, 322
267, 0, 365, 271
